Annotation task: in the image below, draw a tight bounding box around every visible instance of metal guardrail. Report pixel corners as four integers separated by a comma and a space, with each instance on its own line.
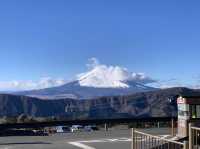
0, 117, 177, 129
131, 128, 187, 149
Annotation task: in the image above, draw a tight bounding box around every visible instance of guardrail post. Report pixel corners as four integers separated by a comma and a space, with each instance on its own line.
105, 123, 108, 132
157, 121, 160, 128
131, 128, 135, 149
171, 118, 175, 136
183, 141, 188, 149
189, 123, 192, 149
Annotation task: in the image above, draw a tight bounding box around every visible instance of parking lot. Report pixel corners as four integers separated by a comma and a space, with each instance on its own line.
0, 128, 171, 149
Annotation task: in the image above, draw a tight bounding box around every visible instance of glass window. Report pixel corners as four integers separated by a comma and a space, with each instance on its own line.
178, 111, 189, 117
189, 105, 200, 119
178, 104, 189, 118
196, 105, 200, 118
191, 105, 197, 118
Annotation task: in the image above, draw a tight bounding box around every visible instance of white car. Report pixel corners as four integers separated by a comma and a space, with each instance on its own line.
56, 126, 70, 133
70, 125, 83, 133
84, 125, 98, 132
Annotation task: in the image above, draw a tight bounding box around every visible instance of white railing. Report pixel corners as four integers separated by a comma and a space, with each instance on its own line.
131, 128, 188, 149
189, 123, 200, 149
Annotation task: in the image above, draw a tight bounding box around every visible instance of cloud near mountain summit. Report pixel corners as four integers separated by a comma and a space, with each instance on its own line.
0, 58, 156, 91
0, 77, 66, 91
77, 58, 156, 88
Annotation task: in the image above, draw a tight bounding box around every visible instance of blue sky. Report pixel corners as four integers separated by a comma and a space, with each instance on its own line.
0, 0, 200, 90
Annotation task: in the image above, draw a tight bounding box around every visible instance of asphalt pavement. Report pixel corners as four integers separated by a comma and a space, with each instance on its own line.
0, 128, 171, 149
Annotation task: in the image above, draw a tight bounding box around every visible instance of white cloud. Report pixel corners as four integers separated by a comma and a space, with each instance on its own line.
189, 76, 200, 89
150, 76, 200, 89
131, 73, 156, 84
0, 77, 66, 91
149, 78, 192, 89
2, 57, 200, 91
0, 57, 157, 91
86, 57, 100, 69
77, 58, 156, 88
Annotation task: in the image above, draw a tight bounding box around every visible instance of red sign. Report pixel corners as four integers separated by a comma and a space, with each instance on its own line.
177, 97, 186, 104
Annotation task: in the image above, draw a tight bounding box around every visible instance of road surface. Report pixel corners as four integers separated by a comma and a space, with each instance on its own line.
0, 128, 171, 149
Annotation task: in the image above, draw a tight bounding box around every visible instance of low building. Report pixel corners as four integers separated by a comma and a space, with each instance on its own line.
177, 95, 200, 138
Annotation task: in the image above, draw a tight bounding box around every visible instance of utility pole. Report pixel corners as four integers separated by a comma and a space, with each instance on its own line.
171, 118, 175, 136
104, 123, 108, 132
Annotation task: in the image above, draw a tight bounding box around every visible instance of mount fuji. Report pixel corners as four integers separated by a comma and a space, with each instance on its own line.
16, 61, 157, 99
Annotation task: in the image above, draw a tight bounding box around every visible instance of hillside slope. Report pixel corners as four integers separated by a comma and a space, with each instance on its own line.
16, 65, 157, 99
0, 87, 199, 123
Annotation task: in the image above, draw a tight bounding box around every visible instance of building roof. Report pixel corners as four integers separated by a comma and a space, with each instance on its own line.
179, 94, 200, 98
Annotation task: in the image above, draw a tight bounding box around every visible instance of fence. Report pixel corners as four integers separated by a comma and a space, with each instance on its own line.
189, 123, 200, 149
131, 128, 188, 149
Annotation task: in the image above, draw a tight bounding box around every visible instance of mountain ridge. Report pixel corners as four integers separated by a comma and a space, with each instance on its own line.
0, 87, 199, 124
15, 65, 158, 99
16, 80, 156, 99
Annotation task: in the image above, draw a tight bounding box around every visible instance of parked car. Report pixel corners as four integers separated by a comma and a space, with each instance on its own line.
56, 126, 70, 133
34, 130, 48, 136
84, 125, 98, 132
84, 126, 93, 132
70, 125, 83, 132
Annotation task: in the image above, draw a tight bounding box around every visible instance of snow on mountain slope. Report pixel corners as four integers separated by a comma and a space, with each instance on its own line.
77, 59, 155, 89
78, 65, 130, 88
15, 58, 157, 99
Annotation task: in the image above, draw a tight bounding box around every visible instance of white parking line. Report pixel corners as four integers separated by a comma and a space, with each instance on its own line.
68, 138, 131, 149
68, 135, 170, 149
68, 142, 95, 149
79, 138, 131, 143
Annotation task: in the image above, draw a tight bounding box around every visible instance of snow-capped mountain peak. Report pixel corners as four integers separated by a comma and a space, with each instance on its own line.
16, 58, 157, 99
77, 64, 149, 88
77, 65, 131, 88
